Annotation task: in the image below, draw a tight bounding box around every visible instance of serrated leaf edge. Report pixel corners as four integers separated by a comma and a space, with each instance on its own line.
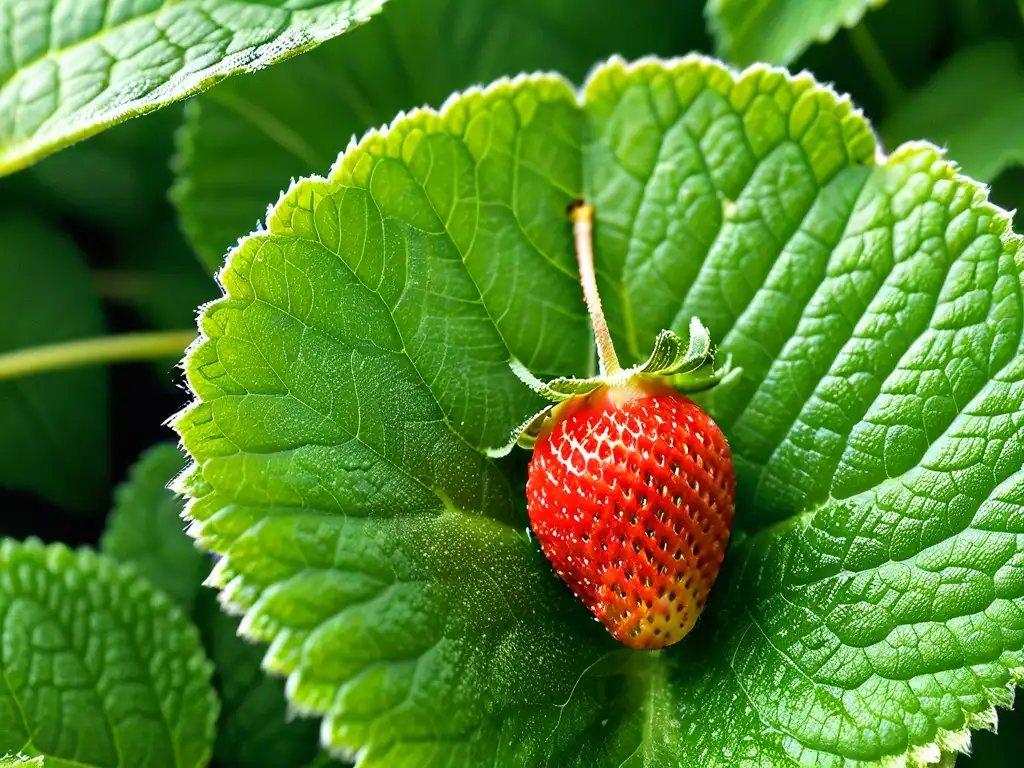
892, 673, 1019, 768
171, 53, 1024, 767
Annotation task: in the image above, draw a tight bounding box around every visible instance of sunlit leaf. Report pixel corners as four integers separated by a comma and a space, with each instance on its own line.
175, 56, 1024, 766
0, 0, 388, 174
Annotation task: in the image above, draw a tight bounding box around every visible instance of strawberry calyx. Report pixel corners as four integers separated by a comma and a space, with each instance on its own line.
488, 317, 735, 456
515, 316, 726, 402
486, 201, 736, 458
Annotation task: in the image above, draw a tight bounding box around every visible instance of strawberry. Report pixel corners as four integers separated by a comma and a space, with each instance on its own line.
526, 383, 734, 649
509, 202, 735, 650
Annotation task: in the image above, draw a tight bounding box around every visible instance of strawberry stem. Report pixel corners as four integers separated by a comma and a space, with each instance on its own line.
571, 202, 622, 376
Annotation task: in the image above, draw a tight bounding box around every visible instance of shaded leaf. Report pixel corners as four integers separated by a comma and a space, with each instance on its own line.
707, 0, 888, 65
0, 539, 218, 767
0, 217, 108, 511
197, 595, 324, 768
23, 107, 184, 232
171, 0, 706, 271
883, 43, 1024, 183
101, 444, 207, 613
105, 222, 219, 336
102, 444, 329, 768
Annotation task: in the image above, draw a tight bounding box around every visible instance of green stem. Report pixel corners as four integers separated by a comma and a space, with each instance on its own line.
572, 202, 621, 376
848, 22, 904, 106
0, 330, 196, 381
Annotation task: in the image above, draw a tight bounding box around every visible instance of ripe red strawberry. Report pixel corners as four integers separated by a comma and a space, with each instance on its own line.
526, 382, 734, 649
513, 202, 736, 650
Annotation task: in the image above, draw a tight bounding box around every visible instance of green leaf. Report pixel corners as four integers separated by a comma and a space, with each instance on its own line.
102, 441, 327, 767
22, 106, 184, 233
101, 444, 207, 613
196, 594, 323, 768
883, 43, 1024, 183
170, 0, 706, 271
0, 539, 218, 767
707, 0, 888, 65
960, 700, 1022, 766
0, 0, 389, 176
174, 56, 1024, 766
0, 756, 86, 768
0, 217, 108, 511
104, 223, 219, 350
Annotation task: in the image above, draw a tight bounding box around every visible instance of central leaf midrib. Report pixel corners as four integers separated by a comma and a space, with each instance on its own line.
409, 160, 521, 391
325, 88, 581, 449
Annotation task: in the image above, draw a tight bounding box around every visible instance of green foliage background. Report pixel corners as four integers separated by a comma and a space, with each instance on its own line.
3, 0, 1024, 766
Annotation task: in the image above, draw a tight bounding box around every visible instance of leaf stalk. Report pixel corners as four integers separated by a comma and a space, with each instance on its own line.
0, 330, 196, 381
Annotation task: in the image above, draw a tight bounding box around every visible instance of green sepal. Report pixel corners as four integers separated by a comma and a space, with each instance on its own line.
484, 404, 555, 458
644, 317, 713, 376
489, 317, 735, 456
667, 352, 741, 395
508, 359, 604, 402
512, 317, 722, 402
